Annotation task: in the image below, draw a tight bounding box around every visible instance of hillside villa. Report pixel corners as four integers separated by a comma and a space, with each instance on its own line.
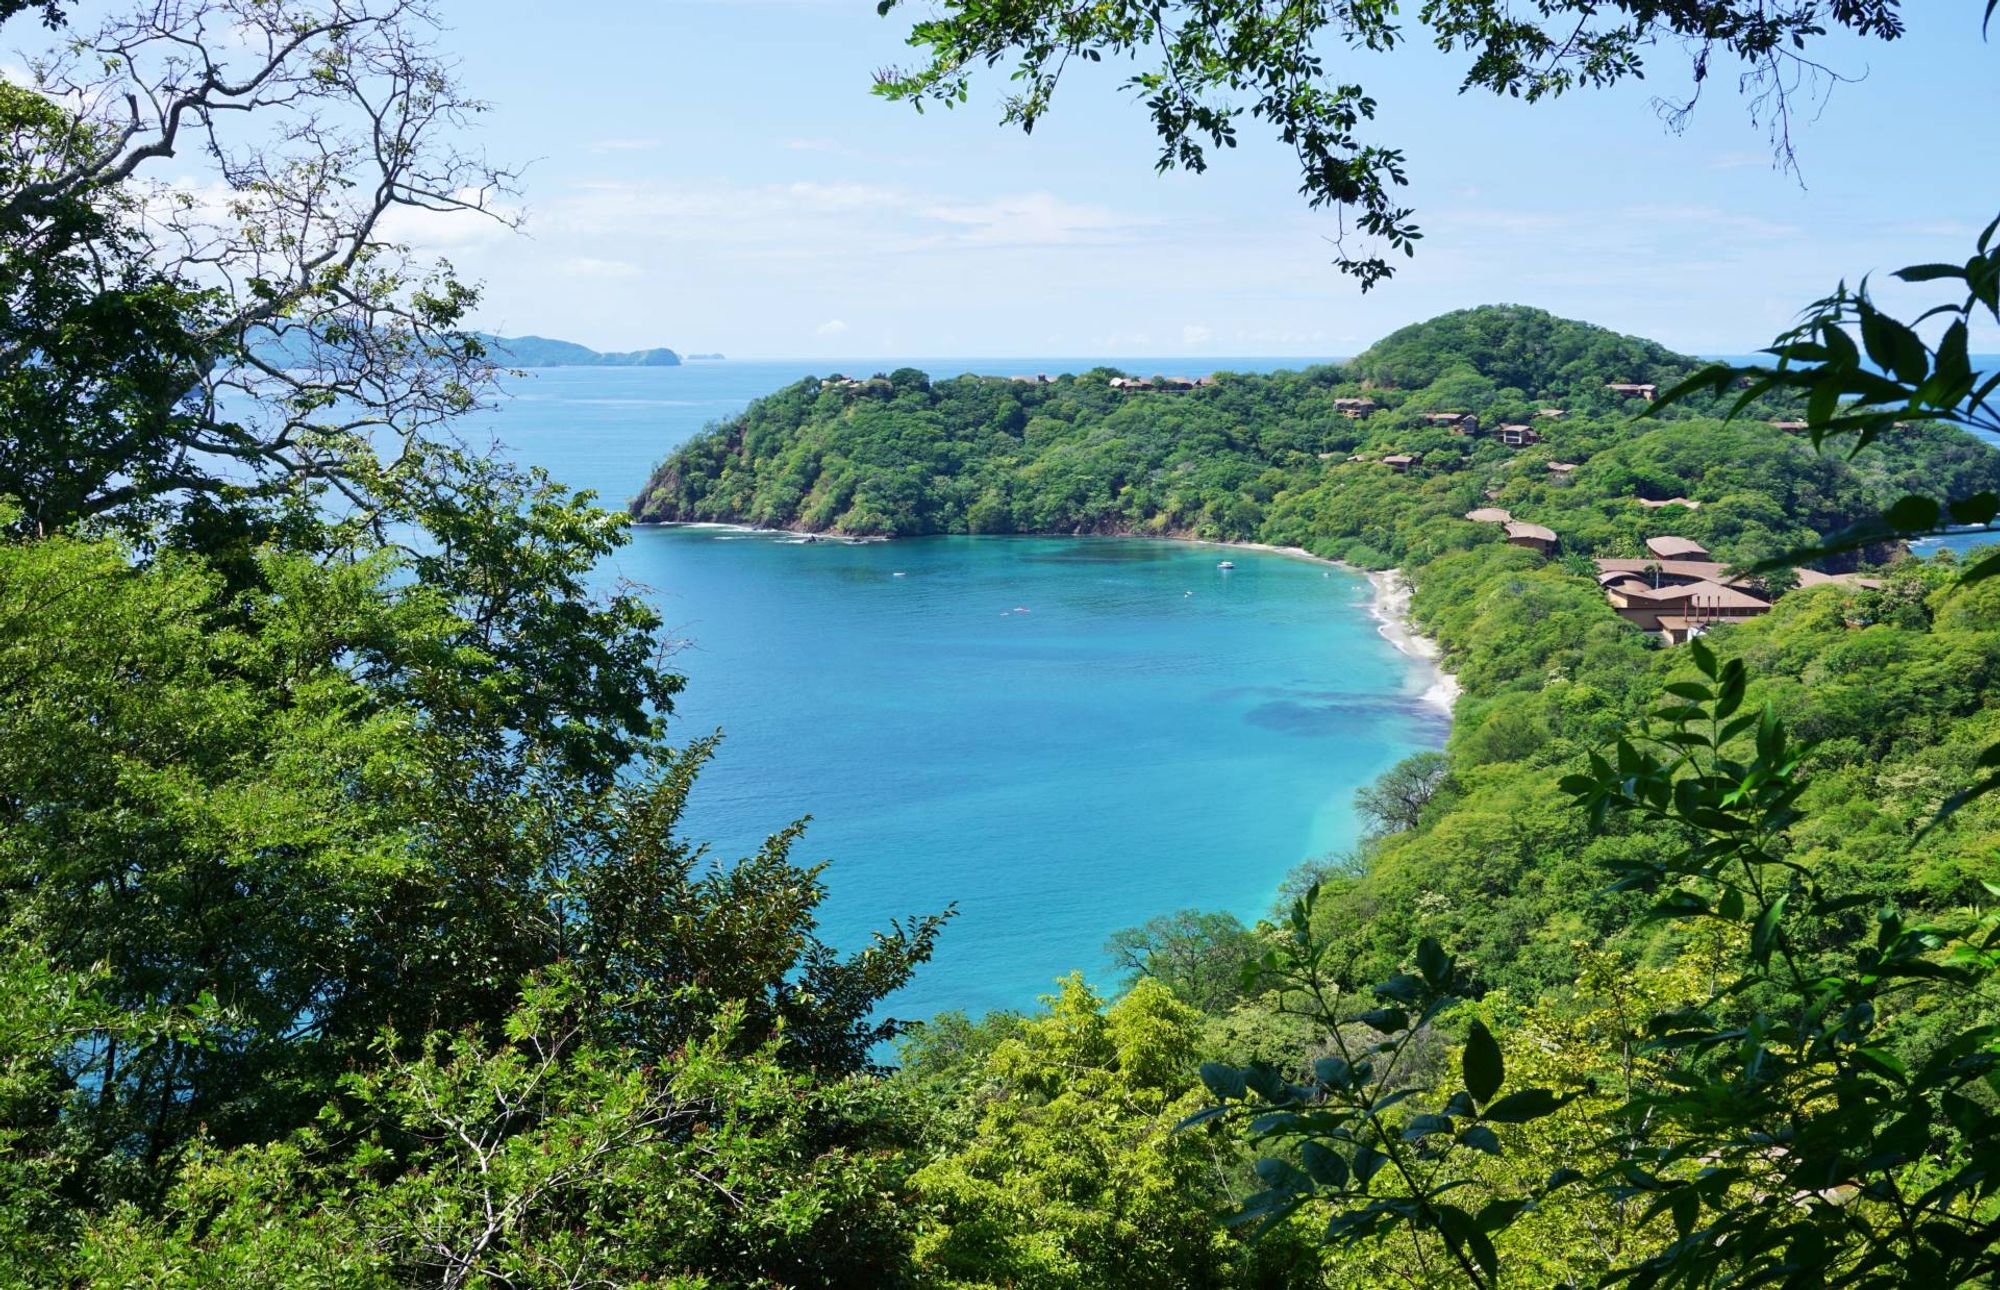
1503, 520, 1557, 554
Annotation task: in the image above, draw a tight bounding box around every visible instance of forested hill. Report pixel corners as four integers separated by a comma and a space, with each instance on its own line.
250, 329, 682, 369
629, 306, 1998, 573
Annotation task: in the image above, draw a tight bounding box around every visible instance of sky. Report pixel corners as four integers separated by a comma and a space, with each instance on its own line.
320, 3, 2000, 358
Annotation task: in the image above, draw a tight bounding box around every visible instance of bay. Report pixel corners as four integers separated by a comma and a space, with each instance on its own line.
466, 360, 1445, 1020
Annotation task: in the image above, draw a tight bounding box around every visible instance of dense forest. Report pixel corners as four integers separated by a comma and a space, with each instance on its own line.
623, 307, 2000, 1284
630, 307, 1993, 574
8, 0, 2000, 1267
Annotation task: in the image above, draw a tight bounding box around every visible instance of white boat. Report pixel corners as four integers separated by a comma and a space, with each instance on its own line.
1217, 560, 1235, 570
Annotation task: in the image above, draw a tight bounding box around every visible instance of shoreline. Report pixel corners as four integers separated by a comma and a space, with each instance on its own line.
1168, 537, 1460, 717
639, 521, 1461, 718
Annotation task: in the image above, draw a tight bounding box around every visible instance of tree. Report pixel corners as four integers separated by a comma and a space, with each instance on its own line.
909, 975, 1312, 1287
1105, 910, 1263, 1013
874, 0, 1905, 287
0, 0, 516, 536
1190, 642, 2000, 1286
1354, 751, 1454, 836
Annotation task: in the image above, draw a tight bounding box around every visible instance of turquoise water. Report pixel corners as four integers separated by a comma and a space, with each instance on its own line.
469, 362, 1444, 1020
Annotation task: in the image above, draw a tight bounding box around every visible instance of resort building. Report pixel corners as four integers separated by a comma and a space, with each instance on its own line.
1606, 383, 1659, 401
1536, 408, 1566, 419
1585, 534, 1840, 644
1771, 419, 1810, 432
1422, 412, 1480, 434
1503, 520, 1557, 555
1464, 507, 1512, 524
1645, 536, 1711, 562
1496, 423, 1541, 446
1334, 397, 1380, 418
1383, 454, 1417, 473
1109, 375, 1216, 392
1547, 461, 1578, 476
1636, 496, 1701, 510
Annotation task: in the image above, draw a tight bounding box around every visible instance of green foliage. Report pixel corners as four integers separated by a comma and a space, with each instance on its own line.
75, 974, 928, 1287
1196, 662, 2000, 1285
1353, 751, 1455, 836
1105, 910, 1264, 1013
0, 490, 944, 1282
908, 976, 1315, 1288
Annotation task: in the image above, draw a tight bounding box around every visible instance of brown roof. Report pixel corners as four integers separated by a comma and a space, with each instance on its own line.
1536, 408, 1566, 418
1636, 497, 1700, 510
1771, 419, 1810, 431
1644, 580, 1770, 610
1646, 536, 1712, 560
1594, 557, 1737, 580
1607, 383, 1658, 395
1383, 454, 1415, 465
1504, 521, 1557, 543
1546, 461, 1578, 473
1465, 507, 1512, 524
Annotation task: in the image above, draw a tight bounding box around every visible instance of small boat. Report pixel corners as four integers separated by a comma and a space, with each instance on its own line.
1217, 560, 1235, 570
892, 571, 906, 578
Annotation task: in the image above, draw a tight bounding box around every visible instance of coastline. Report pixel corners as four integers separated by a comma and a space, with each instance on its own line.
1169, 538, 1460, 717
639, 521, 1461, 718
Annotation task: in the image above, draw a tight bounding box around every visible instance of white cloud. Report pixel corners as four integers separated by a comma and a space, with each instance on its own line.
816, 319, 850, 336
1181, 324, 1213, 347
917, 192, 1155, 248
557, 256, 643, 279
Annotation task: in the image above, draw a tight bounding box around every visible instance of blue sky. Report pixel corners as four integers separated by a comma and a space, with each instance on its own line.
407, 0, 2000, 359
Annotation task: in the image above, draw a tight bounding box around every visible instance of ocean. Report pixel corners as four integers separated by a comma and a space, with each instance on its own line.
464, 359, 1447, 1021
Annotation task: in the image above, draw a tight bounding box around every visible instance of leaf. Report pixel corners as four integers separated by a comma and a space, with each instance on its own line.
1894, 262, 1968, 283
1481, 1088, 1561, 1123
1200, 1061, 1247, 1100
1175, 1105, 1230, 1131
1948, 493, 2000, 527
1415, 937, 1452, 989
1689, 636, 1718, 680
1301, 1140, 1349, 1187
1750, 893, 1790, 968
1355, 1007, 1410, 1034
1882, 495, 1942, 532
1462, 1019, 1504, 1104
1458, 1124, 1501, 1155
1375, 972, 1424, 1005
1402, 1113, 1454, 1141
1254, 1156, 1310, 1192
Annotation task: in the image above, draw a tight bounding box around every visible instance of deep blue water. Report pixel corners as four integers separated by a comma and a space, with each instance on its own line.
464, 360, 1445, 1020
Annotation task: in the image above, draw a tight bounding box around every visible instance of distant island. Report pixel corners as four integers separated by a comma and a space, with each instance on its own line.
685, 352, 727, 361
478, 334, 681, 368
248, 330, 682, 369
